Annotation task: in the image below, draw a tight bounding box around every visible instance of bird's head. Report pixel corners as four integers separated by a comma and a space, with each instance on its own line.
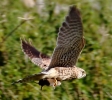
76, 67, 86, 79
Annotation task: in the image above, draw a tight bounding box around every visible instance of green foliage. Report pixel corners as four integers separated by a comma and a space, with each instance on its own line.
0, 0, 112, 100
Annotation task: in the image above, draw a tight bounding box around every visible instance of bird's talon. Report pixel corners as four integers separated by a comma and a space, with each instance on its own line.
54, 78, 57, 86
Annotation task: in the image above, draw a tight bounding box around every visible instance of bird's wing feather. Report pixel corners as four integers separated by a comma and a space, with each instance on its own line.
21, 39, 51, 69
48, 6, 85, 68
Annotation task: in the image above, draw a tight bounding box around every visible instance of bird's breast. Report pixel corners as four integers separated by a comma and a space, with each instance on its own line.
55, 67, 77, 80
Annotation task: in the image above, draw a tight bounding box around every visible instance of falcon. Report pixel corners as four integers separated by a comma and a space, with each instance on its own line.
13, 5, 86, 89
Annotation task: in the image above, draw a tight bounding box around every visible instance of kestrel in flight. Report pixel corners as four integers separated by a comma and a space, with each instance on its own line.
13, 5, 86, 89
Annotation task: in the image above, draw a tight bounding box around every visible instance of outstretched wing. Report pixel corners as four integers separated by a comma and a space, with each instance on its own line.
48, 6, 85, 68
21, 39, 51, 69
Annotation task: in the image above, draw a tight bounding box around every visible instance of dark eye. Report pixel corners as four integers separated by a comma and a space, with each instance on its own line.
82, 71, 85, 74
44, 65, 46, 67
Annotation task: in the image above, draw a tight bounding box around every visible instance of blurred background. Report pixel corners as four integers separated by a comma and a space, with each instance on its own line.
0, 0, 112, 100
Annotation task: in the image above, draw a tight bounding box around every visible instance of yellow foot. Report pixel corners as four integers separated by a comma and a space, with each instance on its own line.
54, 78, 57, 86
52, 78, 57, 89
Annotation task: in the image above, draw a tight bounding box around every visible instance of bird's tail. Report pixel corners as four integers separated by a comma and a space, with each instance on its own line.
12, 73, 47, 84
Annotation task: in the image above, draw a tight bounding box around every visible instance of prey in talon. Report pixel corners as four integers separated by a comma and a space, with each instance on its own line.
38, 79, 61, 90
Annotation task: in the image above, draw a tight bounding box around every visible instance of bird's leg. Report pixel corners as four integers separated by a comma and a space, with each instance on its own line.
52, 78, 57, 89
54, 78, 57, 86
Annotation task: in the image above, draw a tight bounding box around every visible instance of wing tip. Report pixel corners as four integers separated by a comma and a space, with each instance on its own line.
20, 37, 35, 59
20, 37, 28, 53
69, 5, 81, 18
20, 37, 33, 51
20, 37, 50, 60
20, 37, 29, 46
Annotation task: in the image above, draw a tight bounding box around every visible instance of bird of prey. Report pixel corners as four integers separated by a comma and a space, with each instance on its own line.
13, 5, 86, 89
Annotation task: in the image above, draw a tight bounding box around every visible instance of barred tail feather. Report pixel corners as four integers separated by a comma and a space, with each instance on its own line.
12, 73, 47, 84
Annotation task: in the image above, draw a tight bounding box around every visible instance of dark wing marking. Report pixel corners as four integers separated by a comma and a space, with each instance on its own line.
21, 39, 51, 69
48, 6, 85, 68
